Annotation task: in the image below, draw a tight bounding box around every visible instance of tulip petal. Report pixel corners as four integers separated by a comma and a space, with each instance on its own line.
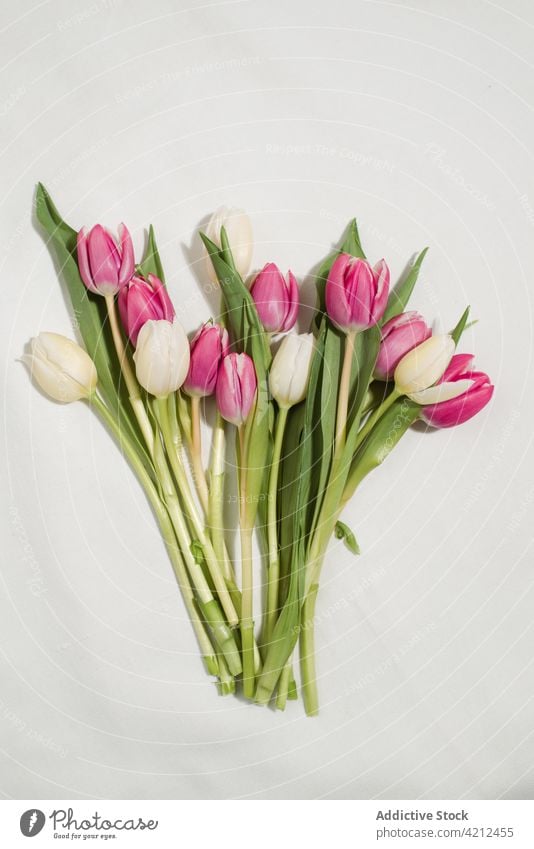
325, 252, 353, 330
439, 353, 475, 383
409, 378, 474, 405
371, 259, 390, 322
76, 228, 97, 292
87, 225, 120, 292
346, 259, 374, 327
118, 223, 135, 287
281, 270, 299, 332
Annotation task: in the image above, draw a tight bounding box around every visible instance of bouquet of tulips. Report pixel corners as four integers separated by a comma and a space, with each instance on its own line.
26, 185, 493, 715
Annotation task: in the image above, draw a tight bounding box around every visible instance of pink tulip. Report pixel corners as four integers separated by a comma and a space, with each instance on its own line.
250, 263, 299, 333
216, 353, 257, 426
118, 274, 175, 347
184, 322, 230, 397
77, 223, 135, 296
375, 311, 432, 381
325, 253, 389, 333
419, 354, 494, 428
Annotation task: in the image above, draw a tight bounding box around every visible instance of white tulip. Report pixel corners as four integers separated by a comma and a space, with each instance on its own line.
205, 206, 253, 283
394, 334, 455, 396
133, 319, 190, 398
269, 333, 315, 408
24, 332, 97, 402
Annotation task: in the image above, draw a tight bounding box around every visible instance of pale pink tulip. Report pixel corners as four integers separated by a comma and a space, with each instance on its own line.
216, 353, 257, 426
77, 223, 134, 296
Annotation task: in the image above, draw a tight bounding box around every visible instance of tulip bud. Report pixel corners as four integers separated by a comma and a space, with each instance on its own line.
216, 353, 257, 426
325, 253, 389, 333
205, 206, 253, 283
250, 263, 299, 333
183, 322, 230, 397
374, 311, 432, 381
23, 332, 97, 402
269, 333, 315, 408
118, 274, 175, 347
394, 334, 455, 396
133, 319, 190, 398
77, 223, 135, 296
416, 354, 494, 428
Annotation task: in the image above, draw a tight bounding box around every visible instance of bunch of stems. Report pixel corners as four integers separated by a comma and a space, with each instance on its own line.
92, 295, 248, 693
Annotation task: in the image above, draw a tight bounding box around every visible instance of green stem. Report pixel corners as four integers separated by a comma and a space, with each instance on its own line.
190, 395, 210, 514
155, 397, 239, 628
216, 652, 235, 696
297, 390, 402, 712
334, 329, 357, 451
263, 405, 288, 650
208, 412, 235, 583
151, 408, 241, 674
300, 583, 320, 716
88, 395, 219, 675
239, 425, 255, 698
104, 294, 154, 453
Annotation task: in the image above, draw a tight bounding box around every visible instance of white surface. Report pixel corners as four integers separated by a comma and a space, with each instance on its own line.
1, 0, 533, 800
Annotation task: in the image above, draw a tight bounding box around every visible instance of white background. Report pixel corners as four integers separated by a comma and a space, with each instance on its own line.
1, 0, 533, 800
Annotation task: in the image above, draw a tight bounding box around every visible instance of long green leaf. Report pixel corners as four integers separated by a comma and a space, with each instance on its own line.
199, 231, 272, 529
344, 398, 420, 500
35, 184, 154, 476
382, 247, 428, 324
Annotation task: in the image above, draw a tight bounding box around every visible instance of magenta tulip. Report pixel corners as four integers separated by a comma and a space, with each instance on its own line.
77, 223, 135, 296
216, 353, 257, 426
250, 263, 299, 333
184, 322, 230, 397
419, 354, 494, 428
375, 311, 432, 381
325, 253, 389, 333
118, 274, 175, 347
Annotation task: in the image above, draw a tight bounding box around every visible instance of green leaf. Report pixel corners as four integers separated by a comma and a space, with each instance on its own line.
310, 324, 381, 555
382, 247, 428, 324
199, 232, 271, 367
450, 305, 470, 346
200, 231, 272, 529
278, 402, 306, 598
334, 520, 360, 555
344, 398, 420, 499
36, 184, 115, 406
219, 226, 237, 273
306, 318, 342, 541
137, 224, 166, 282
34, 184, 154, 476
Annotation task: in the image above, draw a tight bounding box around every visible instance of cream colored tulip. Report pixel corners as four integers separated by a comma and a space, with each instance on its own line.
205, 206, 253, 283
269, 333, 315, 409
24, 332, 97, 402
133, 319, 190, 397
394, 334, 455, 396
